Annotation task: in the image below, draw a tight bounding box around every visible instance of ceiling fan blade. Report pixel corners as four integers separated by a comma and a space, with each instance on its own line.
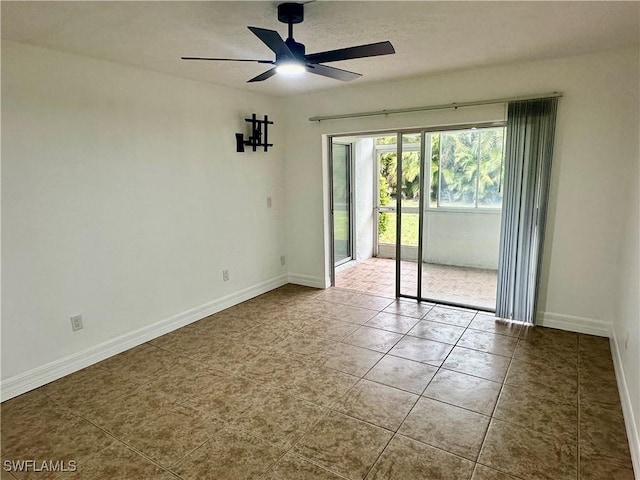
305, 41, 395, 64
305, 64, 362, 82
181, 57, 274, 64
248, 26, 295, 60
247, 67, 278, 83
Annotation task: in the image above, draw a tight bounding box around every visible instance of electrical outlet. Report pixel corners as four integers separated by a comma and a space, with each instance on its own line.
267, 197, 272, 208
280, 255, 286, 266
70, 315, 83, 332
222, 269, 230, 281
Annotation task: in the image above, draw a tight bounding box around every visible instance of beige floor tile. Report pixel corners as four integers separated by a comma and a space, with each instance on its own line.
442, 347, 510, 382
335, 258, 496, 310
342, 327, 404, 353
518, 326, 578, 347
287, 365, 359, 407
95, 343, 180, 384
366, 434, 474, 480
174, 427, 284, 479
457, 330, 518, 357
423, 369, 501, 415
423, 307, 475, 328
383, 300, 434, 319
240, 351, 308, 384
54, 441, 175, 480
1, 286, 631, 480
579, 333, 611, 351
264, 453, 345, 480
579, 348, 615, 373
388, 336, 453, 366
334, 305, 380, 324
493, 385, 577, 440
334, 379, 419, 431
1, 393, 77, 449
322, 343, 384, 377
233, 391, 327, 449
40, 365, 141, 414
299, 318, 360, 341
238, 324, 295, 347
467, 315, 522, 337
516, 328, 577, 366
512, 340, 577, 369
579, 401, 631, 461
0, 467, 16, 480
294, 411, 393, 480
80, 384, 187, 437
1, 390, 48, 418
2, 417, 115, 476
142, 357, 228, 399
504, 359, 577, 403
579, 374, 622, 407
117, 403, 222, 468
349, 294, 394, 311
191, 341, 263, 373
148, 325, 223, 357
407, 320, 465, 344
186, 374, 273, 421
274, 333, 337, 361
267, 310, 323, 331
399, 397, 490, 461
364, 355, 437, 394
478, 418, 577, 480
364, 312, 420, 334
471, 464, 521, 480
579, 452, 635, 480
314, 288, 362, 305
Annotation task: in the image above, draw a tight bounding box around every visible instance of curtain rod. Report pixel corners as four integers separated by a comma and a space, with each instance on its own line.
308, 92, 563, 122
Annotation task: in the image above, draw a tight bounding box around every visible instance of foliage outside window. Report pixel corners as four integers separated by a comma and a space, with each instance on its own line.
376, 127, 504, 245
433, 127, 505, 209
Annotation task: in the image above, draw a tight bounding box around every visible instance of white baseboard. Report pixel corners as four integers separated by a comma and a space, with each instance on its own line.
610, 328, 640, 477
0, 274, 289, 402
537, 311, 611, 337
287, 272, 328, 289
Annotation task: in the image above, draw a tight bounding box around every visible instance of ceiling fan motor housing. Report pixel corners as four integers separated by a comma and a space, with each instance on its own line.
278, 3, 304, 24
284, 38, 306, 60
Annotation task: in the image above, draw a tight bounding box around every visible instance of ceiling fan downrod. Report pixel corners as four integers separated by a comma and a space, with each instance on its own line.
277, 2, 304, 40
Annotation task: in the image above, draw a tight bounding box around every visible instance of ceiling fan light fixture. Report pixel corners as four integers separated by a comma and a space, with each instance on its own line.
275, 61, 305, 75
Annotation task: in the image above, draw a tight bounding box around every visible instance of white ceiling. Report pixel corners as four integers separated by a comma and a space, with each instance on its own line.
2, 1, 639, 97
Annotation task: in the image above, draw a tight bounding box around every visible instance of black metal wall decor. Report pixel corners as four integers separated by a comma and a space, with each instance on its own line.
236, 114, 274, 152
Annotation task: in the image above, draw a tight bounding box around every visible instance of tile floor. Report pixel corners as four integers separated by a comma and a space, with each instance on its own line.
1, 285, 635, 480
335, 257, 498, 310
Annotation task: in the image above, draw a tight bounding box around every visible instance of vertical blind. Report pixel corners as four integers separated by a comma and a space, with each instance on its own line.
496, 97, 559, 323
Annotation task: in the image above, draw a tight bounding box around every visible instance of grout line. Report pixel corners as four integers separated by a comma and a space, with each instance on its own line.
576, 335, 582, 480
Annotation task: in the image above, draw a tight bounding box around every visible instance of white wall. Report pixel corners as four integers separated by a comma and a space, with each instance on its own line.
354, 138, 375, 262
424, 210, 501, 269
612, 78, 640, 467
1, 42, 286, 383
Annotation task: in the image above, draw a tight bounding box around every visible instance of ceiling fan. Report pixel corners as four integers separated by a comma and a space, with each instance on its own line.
181, 2, 395, 83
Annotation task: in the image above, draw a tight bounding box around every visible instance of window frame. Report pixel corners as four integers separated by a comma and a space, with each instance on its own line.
374, 122, 506, 214
428, 124, 506, 213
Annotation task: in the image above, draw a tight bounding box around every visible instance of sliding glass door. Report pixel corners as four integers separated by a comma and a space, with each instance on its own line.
332, 143, 353, 266
395, 125, 505, 310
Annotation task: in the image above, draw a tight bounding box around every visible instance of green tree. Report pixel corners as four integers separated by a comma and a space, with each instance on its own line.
436, 128, 504, 207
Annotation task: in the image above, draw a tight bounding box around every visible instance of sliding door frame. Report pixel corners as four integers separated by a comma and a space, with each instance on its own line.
329, 140, 355, 286
328, 121, 503, 311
